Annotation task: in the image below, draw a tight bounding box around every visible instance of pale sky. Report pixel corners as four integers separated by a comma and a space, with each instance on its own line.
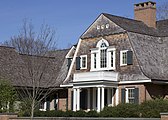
0, 0, 167, 49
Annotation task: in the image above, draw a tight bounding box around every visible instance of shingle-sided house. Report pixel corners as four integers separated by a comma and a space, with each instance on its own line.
60, 1, 168, 112
1, 1, 168, 112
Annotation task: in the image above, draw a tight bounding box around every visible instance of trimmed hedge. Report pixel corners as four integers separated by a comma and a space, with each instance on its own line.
28, 99, 168, 118
140, 98, 168, 118
100, 103, 140, 117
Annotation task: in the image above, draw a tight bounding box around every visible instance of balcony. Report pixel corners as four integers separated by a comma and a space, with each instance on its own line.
73, 71, 118, 82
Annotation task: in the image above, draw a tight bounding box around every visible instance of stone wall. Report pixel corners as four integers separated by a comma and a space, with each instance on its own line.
9, 117, 160, 120
0, 113, 17, 120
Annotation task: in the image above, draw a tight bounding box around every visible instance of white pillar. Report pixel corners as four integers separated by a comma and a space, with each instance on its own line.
76, 88, 80, 111
97, 87, 101, 112
107, 88, 111, 106
73, 88, 77, 111
44, 102, 47, 111
115, 87, 119, 106
92, 88, 96, 110
112, 88, 115, 107
101, 87, 104, 110
87, 88, 91, 111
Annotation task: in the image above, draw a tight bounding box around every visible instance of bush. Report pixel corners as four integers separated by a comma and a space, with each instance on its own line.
86, 110, 99, 117
100, 104, 140, 117
33, 99, 168, 118
140, 98, 168, 118
73, 110, 86, 117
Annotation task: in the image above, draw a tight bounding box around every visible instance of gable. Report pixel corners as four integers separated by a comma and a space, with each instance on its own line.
81, 14, 125, 39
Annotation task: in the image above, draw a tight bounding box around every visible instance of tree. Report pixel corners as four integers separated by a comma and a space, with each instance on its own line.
4, 19, 58, 118
157, 2, 168, 20
0, 78, 16, 113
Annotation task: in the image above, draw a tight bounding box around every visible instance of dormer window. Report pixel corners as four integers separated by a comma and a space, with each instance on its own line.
91, 39, 116, 71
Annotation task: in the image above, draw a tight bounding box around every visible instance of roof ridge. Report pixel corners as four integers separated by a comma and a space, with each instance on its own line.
0, 45, 15, 49
102, 13, 143, 23
157, 19, 168, 22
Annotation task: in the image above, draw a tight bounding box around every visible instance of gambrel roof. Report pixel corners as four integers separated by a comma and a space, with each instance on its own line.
81, 13, 168, 39
81, 13, 168, 81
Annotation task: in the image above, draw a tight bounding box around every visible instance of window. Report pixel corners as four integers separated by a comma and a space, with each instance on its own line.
100, 42, 107, 68
120, 50, 128, 66
127, 88, 135, 103
121, 88, 139, 104
120, 50, 133, 66
90, 39, 116, 71
80, 55, 87, 69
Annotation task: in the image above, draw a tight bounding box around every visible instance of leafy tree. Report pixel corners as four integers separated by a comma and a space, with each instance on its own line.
0, 78, 16, 113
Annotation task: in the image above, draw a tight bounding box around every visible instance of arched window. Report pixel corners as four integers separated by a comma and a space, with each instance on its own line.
90, 39, 116, 71
99, 41, 108, 68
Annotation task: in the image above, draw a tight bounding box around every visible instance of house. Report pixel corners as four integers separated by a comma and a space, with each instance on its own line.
60, 1, 168, 112
1, 1, 168, 112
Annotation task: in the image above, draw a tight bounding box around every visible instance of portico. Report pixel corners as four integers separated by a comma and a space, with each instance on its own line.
72, 71, 119, 112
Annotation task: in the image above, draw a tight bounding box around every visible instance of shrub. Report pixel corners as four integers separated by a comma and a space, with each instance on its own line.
99, 106, 114, 117
140, 98, 168, 118
100, 104, 140, 117
86, 110, 99, 117
73, 110, 86, 117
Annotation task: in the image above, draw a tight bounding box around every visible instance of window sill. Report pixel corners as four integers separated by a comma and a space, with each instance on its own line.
90, 67, 115, 71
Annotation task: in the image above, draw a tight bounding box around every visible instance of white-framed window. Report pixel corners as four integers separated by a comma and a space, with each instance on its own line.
90, 39, 116, 71
93, 53, 97, 69
126, 88, 135, 104
120, 50, 128, 66
80, 55, 87, 69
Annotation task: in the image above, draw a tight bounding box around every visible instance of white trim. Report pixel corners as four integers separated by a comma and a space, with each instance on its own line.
120, 50, 128, 66
80, 55, 87, 69
115, 87, 119, 105
119, 79, 151, 84
65, 46, 76, 58
63, 39, 82, 84
81, 14, 104, 38
60, 84, 73, 88
90, 39, 116, 71
96, 38, 109, 48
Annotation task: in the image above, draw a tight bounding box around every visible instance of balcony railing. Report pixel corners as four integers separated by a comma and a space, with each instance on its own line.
73, 71, 118, 82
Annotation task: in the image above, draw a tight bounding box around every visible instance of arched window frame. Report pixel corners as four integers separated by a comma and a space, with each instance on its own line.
90, 38, 116, 71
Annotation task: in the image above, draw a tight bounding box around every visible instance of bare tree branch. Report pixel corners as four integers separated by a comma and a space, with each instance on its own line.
3, 19, 59, 118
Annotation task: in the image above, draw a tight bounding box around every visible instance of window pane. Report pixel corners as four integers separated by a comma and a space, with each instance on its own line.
100, 42, 107, 48
82, 57, 86, 68
111, 51, 113, 67
94, 53, 96, 68
100, 49, 107, 68
128, 89, 135, 103
122, 52, 127, 64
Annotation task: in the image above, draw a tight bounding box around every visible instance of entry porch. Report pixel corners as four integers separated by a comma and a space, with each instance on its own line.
72, 71, 119, 112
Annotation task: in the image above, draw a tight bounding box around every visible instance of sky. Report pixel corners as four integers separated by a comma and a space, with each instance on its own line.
0, 0, 167, 49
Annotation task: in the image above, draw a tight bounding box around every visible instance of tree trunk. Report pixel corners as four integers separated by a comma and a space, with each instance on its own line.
30, 99, 35, 120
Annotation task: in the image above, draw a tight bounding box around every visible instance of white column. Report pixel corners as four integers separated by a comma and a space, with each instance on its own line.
92, 88, 96, 110
112, 88, 115, 107
44, 102, 47, 111
101, 87, 105, 110
73, 88, 77, 111
97, 87, 101, 112
115, 87, 119, 106
107, 88, 111, 106
87, 88, 91, 111
76, 88, 80, 111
